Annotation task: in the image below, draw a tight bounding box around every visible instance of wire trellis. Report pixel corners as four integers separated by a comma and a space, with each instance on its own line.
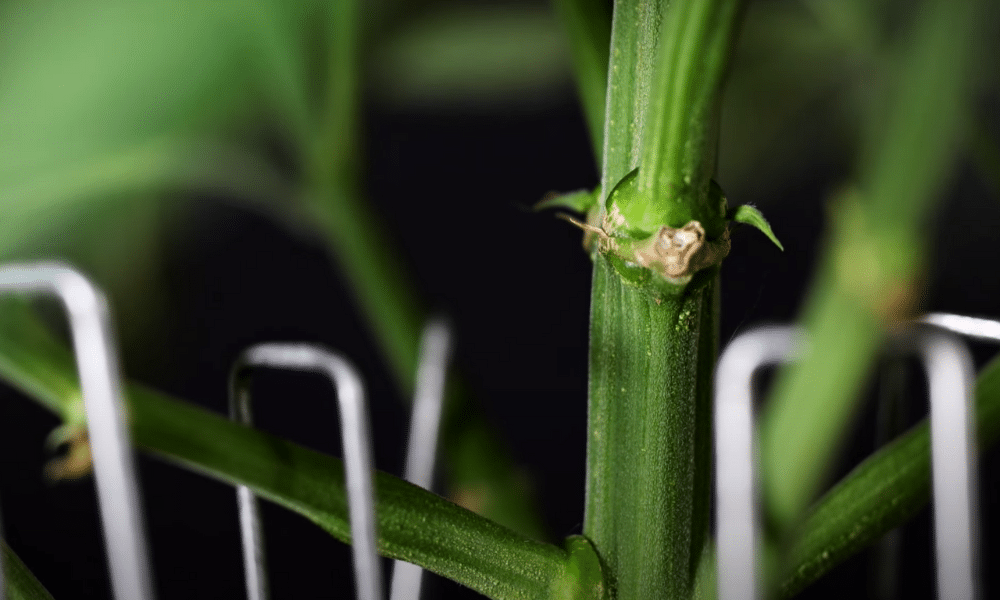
0, 262, 992, 600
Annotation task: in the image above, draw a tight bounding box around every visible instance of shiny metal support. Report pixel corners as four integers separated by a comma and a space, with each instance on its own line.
912, 330, 978, 600
916, 312, 1000, 600
716, 316, 987, 600
390, 320, 453, 600
714, 326, 805, 600
0, 262, 155, 600
922, 313, 1000, 343
230, 343, 382, 600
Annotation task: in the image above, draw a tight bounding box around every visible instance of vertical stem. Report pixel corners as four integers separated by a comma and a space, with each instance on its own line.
638, 0, 743, 236
597, 0, 661, 209
759, 0, 981, 533
305, 5, 547, 540
586, 258, 717, 599
552, 0, 612, 159
583, 0, 743, 597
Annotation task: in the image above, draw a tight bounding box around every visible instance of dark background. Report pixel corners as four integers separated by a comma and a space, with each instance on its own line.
1, 10, 1000, 599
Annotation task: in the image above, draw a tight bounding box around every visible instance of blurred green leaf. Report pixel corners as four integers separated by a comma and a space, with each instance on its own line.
717, 0, 868, 196
552, 0, 611, 155
0, 0, 311, 257
370, 6, 572, 109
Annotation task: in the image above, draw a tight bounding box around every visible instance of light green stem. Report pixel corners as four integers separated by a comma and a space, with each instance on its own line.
759, 0, 981, 533
305, 4, 546, 539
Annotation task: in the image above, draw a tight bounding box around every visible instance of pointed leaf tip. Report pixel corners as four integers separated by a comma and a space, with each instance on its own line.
535, 187, 599, 213
728, 204, 784, 251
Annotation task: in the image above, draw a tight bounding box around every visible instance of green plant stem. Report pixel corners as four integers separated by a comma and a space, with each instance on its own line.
304, 5, 546, 539
759, 0, 981, 533
777, 351, 1000, 596
586, 259, 717, 599
595, 0, 659, 203
131, 384, 562, 600
638, 0, 744, 237
552, 0, 611, 157
584, 0, 743, 598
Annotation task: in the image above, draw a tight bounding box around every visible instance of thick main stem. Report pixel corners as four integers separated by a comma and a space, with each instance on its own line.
581, 0, 742, 597
585, 258, 718, 599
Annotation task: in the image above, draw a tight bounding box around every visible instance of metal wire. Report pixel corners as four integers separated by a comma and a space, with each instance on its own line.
229, 343, 382, 600
922, 313, 1000, 343
912, 329, 978, 600
0, 262, 155, 600
716, 318, 985, 600
915, 313, 1000, 600
390, 319, 453, 600
714, 326, 805, 600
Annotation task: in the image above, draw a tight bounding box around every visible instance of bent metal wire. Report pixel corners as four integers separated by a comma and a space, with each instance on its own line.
715, 319, 988, 600
0, 262, 155, 600
227, 320, 452, 600
229, 343, 382, 600
390, 319, 453, 600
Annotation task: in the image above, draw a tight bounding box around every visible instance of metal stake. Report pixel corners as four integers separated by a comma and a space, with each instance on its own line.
714, 326, 805, 600
716, 317, 985, 600
0, 262, 155, 600
229, 343, 382, 600
390, 320, 453, 600
915, 313, 999, 600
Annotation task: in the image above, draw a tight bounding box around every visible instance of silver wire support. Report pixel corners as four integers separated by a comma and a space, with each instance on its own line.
714, 326, 805, 600
922, 313, 1000, 343
715, 319, 984, 600
229, 343, 382, 600
912, 329, 978, 600
0, 262, 155, 600
390, 320, 453, 600
916, 313, 1000, 600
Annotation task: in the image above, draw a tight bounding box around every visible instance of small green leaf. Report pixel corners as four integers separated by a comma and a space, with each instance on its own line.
535, 187, 599, 213
727, 204, 784, 251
